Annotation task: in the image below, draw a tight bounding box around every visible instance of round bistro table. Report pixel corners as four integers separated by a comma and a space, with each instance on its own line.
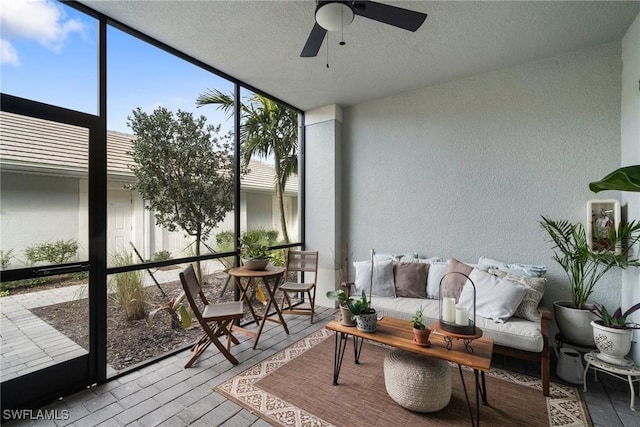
228, 265, 288, 349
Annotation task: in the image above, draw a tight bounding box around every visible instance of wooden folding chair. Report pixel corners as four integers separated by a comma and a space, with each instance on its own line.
179, 265, 244, 367
279, 250, 319, 324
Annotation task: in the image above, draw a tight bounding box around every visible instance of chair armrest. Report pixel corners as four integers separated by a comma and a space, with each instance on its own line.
340, 281, 354, 293
538, 301, 552, 340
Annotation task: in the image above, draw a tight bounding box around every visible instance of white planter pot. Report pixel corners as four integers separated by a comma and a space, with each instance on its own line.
355, 311, 377, 332
591, 321, 632, 366
554, 301, 597, 347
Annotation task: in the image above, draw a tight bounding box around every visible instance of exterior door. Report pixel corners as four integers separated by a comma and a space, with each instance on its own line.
108, 190, 134, 256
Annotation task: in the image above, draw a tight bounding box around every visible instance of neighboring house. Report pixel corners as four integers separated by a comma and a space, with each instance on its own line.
0, 111, 298, 268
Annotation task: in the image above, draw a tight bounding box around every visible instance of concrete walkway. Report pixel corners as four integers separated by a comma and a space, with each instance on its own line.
0, 284, 89, 382
0, 268, 191, 382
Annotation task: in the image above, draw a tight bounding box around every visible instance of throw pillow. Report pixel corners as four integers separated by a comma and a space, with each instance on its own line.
393, 262, 429, 298
488, 268, 546, 321
458, 268, 527, 323
441, 258, 473, 300
374, 252, 419, 262
412, 256, 445, 263
353, 259, 395, 298
426, 261, 449, 299
478, 256, 547, 277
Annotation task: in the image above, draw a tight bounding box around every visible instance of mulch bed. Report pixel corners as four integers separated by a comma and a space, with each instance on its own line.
27, 272, 289, 372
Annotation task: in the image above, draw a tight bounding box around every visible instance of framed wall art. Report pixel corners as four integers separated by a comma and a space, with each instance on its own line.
586, 199, 620, 253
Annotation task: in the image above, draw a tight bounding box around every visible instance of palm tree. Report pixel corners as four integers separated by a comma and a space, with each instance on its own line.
196, 89, 298, 243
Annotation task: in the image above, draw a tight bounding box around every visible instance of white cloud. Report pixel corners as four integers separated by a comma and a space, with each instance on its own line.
0, 0, 84, 55
0, 39, 19, 66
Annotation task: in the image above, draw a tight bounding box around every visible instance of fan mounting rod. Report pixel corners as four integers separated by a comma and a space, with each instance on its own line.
316, 1, 354, 31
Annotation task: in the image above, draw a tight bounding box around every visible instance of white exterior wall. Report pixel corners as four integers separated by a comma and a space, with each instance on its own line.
0, 172, 85, 264
340, 43, 623, 329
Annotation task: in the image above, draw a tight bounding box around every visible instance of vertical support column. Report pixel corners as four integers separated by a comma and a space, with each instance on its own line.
304, 105, 345, 308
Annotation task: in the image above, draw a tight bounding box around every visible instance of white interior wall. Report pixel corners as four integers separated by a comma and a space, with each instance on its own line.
620, 13, 640, 363
342, 43, 623, 318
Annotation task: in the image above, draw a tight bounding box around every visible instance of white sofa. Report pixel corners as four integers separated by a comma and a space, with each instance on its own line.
343, 255, 551, 396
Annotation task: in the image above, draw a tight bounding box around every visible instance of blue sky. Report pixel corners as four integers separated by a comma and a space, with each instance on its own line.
0, 0, 234, 134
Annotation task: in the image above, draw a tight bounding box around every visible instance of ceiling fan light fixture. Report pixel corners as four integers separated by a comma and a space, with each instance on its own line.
315, 2, 354, 32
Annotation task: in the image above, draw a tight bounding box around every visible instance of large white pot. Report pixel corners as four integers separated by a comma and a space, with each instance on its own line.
554, 301, 597, 347
591, 321, 632, 366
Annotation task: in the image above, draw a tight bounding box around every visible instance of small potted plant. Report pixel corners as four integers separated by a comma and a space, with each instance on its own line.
590, 302, 640, 366
411, 306, 431, 347
326, 289, 356, 326
346, 290, 377, 332
239, 233, 271, 270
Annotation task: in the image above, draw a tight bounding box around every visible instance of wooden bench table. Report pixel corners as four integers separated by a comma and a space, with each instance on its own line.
326, 316, 494, 426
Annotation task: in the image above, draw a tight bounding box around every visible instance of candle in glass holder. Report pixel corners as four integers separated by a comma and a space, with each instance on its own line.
442, 297, 456, 323
455, 307, 469, 326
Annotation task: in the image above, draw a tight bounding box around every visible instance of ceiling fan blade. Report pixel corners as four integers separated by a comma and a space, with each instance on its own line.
353, 1, 427, 32
300, 22, 327, 57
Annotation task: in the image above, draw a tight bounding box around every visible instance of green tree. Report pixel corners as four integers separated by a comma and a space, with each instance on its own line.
127, 107, 234, 278
196, 90, 298, 243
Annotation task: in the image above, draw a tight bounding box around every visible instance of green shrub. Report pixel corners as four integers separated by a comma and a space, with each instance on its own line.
71, 271, 89, 281
24, 239, 79, 265
0, 249, 15, 270
215, 230, 235, 252
152, 250, 172, 262
108, 252, 146, 320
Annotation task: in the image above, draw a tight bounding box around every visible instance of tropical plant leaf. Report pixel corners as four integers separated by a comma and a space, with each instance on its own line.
178, 304, 192, 329
589, 165, 640, 193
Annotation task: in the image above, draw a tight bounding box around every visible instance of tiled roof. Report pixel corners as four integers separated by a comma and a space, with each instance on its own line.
0, 111, 297, 193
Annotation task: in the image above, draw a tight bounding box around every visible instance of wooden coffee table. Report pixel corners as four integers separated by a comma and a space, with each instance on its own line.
326, 317, 493, 427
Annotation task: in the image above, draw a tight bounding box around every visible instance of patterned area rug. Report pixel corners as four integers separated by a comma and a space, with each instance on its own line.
216, 328, 591, 426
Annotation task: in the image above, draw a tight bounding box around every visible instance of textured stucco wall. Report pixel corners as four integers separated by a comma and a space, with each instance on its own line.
621, 13, 640, 362
305, 117, 344, 307
342, 43, 623, 313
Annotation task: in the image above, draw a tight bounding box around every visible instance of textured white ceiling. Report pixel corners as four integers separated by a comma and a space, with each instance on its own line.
78, 1, 639, 112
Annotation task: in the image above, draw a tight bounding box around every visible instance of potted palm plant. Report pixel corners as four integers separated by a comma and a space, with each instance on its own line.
590, 302, 640, 365
540, 216, 640, 346
411, 307, 431, 347
326, 289, 356, 326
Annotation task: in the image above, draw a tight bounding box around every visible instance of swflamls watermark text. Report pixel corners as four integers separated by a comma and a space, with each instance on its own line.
3, 409, 69, 420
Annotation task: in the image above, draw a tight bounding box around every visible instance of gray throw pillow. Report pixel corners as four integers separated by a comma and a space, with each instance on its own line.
488, 268, 546, 321
393, 262, 428, 298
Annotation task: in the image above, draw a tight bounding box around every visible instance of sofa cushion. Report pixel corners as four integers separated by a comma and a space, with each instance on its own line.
367, 295, 544, 353
478, 256, 547, 277
489, 269, 546, 322
353, 259, 395, 298
458, 268, 527, 323
442, 258, 473, 299
375, 252, 419, 262
426, 261, 449, 299
393, 262, 428, 298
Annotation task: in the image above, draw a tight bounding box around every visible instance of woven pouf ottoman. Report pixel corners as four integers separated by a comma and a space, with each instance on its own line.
383, 349, 451, 412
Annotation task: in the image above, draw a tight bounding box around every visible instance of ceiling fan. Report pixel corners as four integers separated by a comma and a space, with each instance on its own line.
301, 1, 428, 57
